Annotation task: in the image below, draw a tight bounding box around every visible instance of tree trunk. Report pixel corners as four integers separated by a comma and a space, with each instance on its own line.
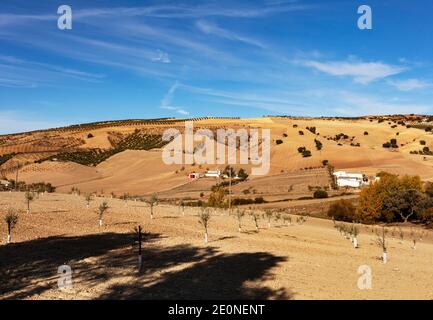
204, 232, 208, 243
138, 254, 143, 270
7, 225, 11, 244
382, 251, 387, 264
268, 222, 271, 229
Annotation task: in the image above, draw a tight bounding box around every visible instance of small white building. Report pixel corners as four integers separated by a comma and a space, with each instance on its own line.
0, 180, 10, 187
205, 170, 221, 178
333, 171, 369, 188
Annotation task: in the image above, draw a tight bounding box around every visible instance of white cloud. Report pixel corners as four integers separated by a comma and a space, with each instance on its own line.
160, 105, 189, 115
151, 50, 171, 63
302, 59, 405, 84
334, 91, 430, 116
196, 20, 265, 48
388, 78, 431, 91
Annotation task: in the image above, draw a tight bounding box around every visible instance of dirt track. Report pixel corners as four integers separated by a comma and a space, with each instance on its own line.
1, 192, 432, 300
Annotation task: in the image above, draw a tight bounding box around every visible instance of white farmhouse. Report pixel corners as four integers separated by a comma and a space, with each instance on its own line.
205, 170, 221, 178
333, 171, 369, 188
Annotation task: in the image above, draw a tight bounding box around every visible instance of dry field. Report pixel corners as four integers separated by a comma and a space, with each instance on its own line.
1, 192, 432, 300
3, 116, 433, 196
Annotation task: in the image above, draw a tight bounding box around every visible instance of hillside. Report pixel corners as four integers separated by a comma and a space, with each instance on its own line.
2, 115, 433, 196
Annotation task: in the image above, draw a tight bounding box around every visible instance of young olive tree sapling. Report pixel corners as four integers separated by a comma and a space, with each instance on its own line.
24, 191, 34, 214
376, 226, 388, 264
179, 201, 185, 216
198, 207, 211, 243
265, 209, 273, 229
98, 201, 109, 227
351, 224, 359, 248
251, 211, 260, 232
5, 208, 18, 244
236, 208, 245, 232
85, 193, 93, 209
148, 193, 158, 219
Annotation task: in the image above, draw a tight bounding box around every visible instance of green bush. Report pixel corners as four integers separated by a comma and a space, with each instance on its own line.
313, 190, 328, 199
328, 199, 356, 222
302, 150, 312, 158
314, 139, 323, 150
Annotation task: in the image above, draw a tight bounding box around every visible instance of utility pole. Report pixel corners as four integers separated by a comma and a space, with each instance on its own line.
138, 225, 142, 271
228, 168, 232, 215
15, 162, 20, 192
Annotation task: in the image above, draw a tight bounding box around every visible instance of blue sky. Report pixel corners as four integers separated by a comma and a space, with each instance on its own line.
1, 0, 433, 133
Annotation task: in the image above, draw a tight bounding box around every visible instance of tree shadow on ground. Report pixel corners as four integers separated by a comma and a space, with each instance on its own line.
0, 232, 291, 300
99, 251, 291, 300
0, 232, 160, 299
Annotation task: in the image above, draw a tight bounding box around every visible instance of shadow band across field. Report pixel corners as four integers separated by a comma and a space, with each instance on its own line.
0, 233, 291, 300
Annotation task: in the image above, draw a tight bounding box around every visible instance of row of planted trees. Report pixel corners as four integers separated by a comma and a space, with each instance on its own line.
333, 219, 428, 264
197, 206, 309, 243
2, 191, 160, 244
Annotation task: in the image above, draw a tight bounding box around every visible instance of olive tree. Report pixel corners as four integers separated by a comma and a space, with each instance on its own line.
147, 193, 158, 219
350, 223, 360, 248
85, 193, 93, 209
98, 201, 109, 226
236, 208, 245, 232
265, 209, 273, 229
375, 226, 388, 264
5, 208, 18, 244
24, 191, 34, 214
198, 207, 211, 243
251, 211, 260, 232
382, 189, 427, 223
179, 201, 185, 216
283, 215, 292, 226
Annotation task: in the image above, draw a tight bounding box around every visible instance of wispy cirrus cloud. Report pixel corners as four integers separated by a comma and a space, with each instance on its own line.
196, 20, 266, 48
388, 78, 432, 91
73, 3, 312, 19
160, 81, 189, 115
301, 59, 406, 84
0, 2, 311, 28
181, 83, 312, 114
0, 54, 105, 86
331, 91, 431, 116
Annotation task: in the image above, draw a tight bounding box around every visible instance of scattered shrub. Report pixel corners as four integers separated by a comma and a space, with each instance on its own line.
313, 189, 328, 199
328, 199, 356, 222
